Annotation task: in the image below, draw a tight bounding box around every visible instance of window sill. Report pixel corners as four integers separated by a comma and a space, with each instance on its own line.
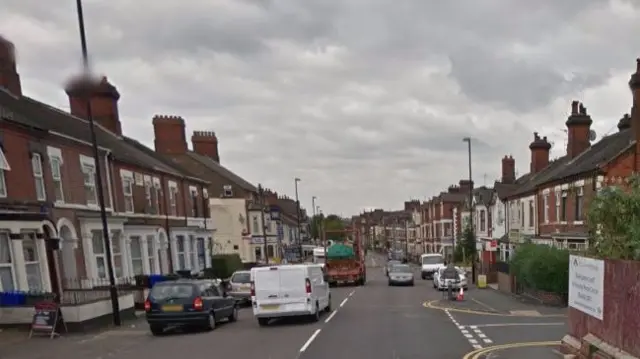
573, 221, 584, 225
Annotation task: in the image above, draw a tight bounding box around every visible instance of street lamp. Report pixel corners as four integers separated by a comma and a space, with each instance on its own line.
462, 137, 475, 283
74, 0, 120, 326
294, 178, 302, 251
311, 196, 317, 244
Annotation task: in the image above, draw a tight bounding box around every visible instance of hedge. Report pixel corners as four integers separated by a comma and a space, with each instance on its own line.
510, 243, 569, 294
202, 254, 244, 279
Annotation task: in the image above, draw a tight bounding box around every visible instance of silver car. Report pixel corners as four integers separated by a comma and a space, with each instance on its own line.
433, 266, 468, 291
387, 264, 414, 286
228, 270, 252, 305
385, 260, 402, 276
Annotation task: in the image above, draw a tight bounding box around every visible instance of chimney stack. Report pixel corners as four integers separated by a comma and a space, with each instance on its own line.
152, 115, 188, 155
458, 179, 473, 194
66, 75, 121, 135
447, 185, 460, 194
529, 132, 551, 174
501, 155, 515, 183
191, 131, 220, 163
565, 100, 593, 159
0, 36, 22, 96
618, 114, 631, 131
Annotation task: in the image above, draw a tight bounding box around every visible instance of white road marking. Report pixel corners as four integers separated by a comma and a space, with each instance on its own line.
340, 298, 348, 307
448, 314, 497, 350
470, 322, 565, 328
472, 344, 483, 350
300, 329, 321, 352
349, 291, 355, 297
325, 310, 337, 323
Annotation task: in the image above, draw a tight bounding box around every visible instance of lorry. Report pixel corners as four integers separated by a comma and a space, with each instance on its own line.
323, 228, 366, 286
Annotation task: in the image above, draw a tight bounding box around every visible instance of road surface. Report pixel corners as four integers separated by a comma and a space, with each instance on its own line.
2, 254, 567, 359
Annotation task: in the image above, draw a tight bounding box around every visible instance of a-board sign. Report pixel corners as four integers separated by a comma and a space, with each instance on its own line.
29, 300, 67, 339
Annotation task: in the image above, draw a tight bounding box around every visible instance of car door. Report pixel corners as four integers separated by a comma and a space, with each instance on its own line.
212, 284, 234, 317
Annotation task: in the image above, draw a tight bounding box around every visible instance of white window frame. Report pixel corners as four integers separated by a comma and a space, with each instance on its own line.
152, 177, 161, 213
555, 191, 561, 223
129, 235, 144, 275
91, 230, 107, 279
543, 194, 549, 224
111, 230, 123, 279
121, 171, 134, 213
31, 154, 46, 201
80, 155, 98, 206
189, 186, 198, 217
22, 232, 43, 291
168, 181, 178, 216
0, 232, 16, 291
176, 235, 186, 270
50, 157, 64, 203
189, 235, 197, 271
575, 187, 584, 221
146, 235, 156, 274
0, 147, 10, 198
143, 176, 153, 211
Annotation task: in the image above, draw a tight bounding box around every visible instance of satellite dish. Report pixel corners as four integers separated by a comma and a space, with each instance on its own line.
589, 130, 597, 142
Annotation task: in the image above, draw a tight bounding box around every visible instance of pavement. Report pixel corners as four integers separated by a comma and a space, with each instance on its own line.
1, 254, 569, 359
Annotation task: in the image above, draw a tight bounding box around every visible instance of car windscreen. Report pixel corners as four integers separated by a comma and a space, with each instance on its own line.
422, 256, 444, 265
388, 260, 401, 266
231, 272, 251, 283
149, 283, 195, 300
390, 265, 411, 273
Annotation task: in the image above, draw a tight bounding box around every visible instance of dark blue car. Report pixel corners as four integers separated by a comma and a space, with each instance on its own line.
144, 279, 237, 335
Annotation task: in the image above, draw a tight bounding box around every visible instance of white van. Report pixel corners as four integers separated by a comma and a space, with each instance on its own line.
420, 253, 445, 279
250, 264, 330, 326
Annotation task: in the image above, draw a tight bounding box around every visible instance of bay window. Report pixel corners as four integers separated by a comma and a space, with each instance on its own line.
22, 232, 42, 290
92, 230, 107, 279
130, 236, 143, 275
0, 233, 15, 291
189, 235, 197, 271
176, 235, 186, 270
146, 235, 156, 274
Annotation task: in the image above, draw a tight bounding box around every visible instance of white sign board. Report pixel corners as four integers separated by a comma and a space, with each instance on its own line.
568, 255, 605, 320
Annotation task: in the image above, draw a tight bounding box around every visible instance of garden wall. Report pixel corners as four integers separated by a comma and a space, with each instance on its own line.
568, 259, 640, 357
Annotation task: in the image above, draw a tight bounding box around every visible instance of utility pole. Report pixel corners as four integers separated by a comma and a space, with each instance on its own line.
463, 137, 476, 284
258, 185, 269, 265
311, 196, 317, 244
74, 0, 120, 326
294, 178, 302, 258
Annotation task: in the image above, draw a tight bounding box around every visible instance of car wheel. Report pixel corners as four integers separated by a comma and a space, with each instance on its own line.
311, 304, 320, 322
228, 306, 238, 322
149, 325, 164, 336
205, 311, 216, 331
325, 296, 332, 312
257, 318, 270, 326
410, 281, 415, 286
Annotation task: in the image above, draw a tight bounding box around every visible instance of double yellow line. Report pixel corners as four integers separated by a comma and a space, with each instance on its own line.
462, 341, 561, 359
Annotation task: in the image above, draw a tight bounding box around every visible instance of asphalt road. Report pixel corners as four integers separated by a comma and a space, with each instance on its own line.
3, 255, 568, 359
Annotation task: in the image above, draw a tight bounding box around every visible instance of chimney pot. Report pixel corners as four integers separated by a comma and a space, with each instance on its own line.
0, 36, 22, 96
65, 74, 122, 135
571, 101, 579, 114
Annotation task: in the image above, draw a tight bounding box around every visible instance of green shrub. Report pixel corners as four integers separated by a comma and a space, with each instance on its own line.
510, 243, 570, 294
205, 254, 244, 279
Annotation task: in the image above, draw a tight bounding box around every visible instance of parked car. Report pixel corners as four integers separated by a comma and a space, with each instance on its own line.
385, 260, 402, 276
387, 264, 414, 286
432, 266, 468, 291
251, 263, 330, 326
144, 279, 237, 335
228, 270, 252, 306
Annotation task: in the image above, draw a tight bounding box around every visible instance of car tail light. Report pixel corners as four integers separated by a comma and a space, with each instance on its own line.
305, 278, 312, 294
144, 299, 151, 312
250, 281, 255, 296
193, 297, 204, 311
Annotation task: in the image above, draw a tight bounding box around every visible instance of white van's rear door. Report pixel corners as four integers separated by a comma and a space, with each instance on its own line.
278, 266, 308, 304
254, 267, 281, 304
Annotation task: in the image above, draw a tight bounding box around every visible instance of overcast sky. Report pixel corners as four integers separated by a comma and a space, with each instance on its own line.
2, 0, 639, 216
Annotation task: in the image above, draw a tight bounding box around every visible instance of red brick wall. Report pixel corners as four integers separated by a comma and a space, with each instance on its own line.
568, 259, 640, 357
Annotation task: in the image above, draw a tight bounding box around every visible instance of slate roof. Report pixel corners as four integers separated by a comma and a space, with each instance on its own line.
186, 151, 257, 192
473, 186, 494, 206
0, 89, 199, 179
507, 157, 570, 198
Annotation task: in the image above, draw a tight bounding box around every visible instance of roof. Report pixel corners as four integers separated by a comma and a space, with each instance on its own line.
186, 151, 257, 192
0, 89, 196, 178
473, 186, 494, 206
507, 157, 570, 198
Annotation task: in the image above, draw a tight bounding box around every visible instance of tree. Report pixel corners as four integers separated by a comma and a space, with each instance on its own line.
310, 213, 347, 241
587, 175, 640, 260
454, 225, 477, 263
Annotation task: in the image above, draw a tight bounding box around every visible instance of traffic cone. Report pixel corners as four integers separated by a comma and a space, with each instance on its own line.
456, 287, 464, 301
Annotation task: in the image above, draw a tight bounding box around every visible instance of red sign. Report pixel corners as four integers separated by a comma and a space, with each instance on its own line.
490, 240, 497, 248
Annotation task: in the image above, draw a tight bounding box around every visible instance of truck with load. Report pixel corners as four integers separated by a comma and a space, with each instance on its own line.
323, 228, 366, 286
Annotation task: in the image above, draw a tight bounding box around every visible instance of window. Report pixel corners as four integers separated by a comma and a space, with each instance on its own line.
520, 202, 524, 227
130, 236, 143, 275
254, 247, 262, 261
189, 235, 197, 271
575, 187, 584, 221
543, 194, 549, 224
555, 191, 561, 222
153, 180, 161, 213
528, 201, 534, 227
31, 154, 46, 201
169, 184, 178, 216
0, 233, 15, 291
480, 210, 486, 231
92, 230, 107, 279
82, 164, 98, 205
50, 156, 64, 202
197, 237, 206, 269
176, 235, 186, 270
267, 245, 274, 258
561, 191, 568, 222
252, 216, 259, 234
0, 148, 11, 198
190, 188, 198, 217
111, 231, 123, 278
144, 179, 153, 212
146, 235, 156, 274
22, 232, 42, 290
122, 176, 134, 213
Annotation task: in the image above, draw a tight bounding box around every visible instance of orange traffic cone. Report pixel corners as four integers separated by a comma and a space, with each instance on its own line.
456, 287, 464, 301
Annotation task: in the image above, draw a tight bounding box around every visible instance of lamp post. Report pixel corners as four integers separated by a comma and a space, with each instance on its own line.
311, 196, 317, 244
74, 0, 120, 326
294, 178, 302, 258
258, 185, 269, 265
463, 137, 475, 284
